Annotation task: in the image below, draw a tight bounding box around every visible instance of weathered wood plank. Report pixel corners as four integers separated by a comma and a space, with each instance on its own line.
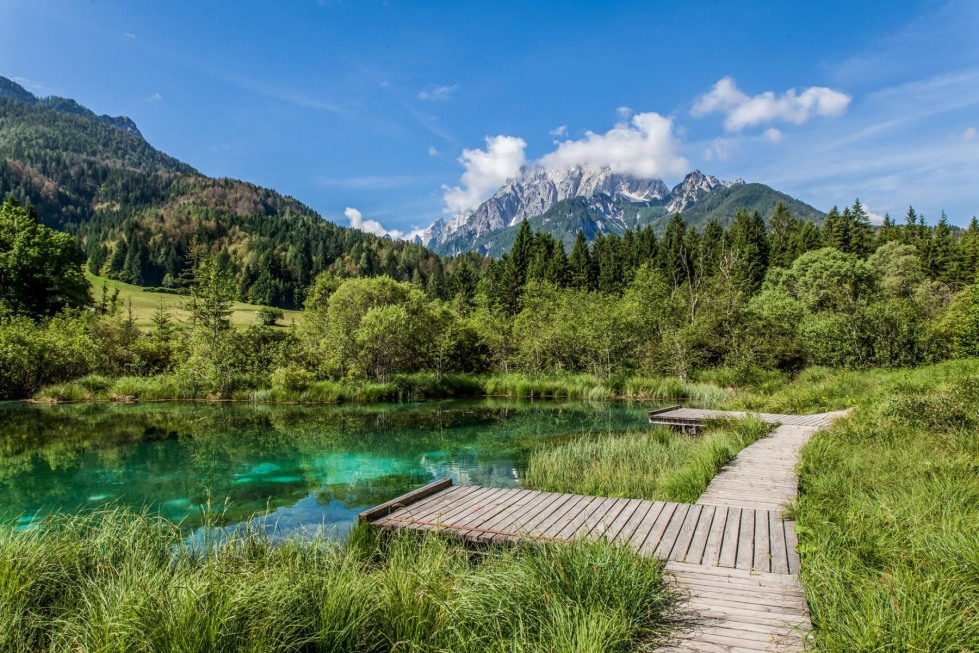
753, 509, 770, 573
718, 507, 741, 568
735, 508, 755, 570
359, 477, 453, 523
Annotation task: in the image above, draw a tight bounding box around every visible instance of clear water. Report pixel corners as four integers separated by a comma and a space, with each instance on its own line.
0, 399, 660, 538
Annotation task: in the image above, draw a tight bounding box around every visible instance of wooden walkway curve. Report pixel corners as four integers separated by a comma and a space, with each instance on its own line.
361, 407, 849, 652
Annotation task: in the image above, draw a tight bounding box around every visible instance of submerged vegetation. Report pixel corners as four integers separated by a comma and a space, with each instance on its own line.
525, 418, 769, 503
0, 509, 674, 653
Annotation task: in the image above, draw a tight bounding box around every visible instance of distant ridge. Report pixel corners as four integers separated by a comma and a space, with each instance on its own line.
423, 166, 825, 256
0, 75, 143, 138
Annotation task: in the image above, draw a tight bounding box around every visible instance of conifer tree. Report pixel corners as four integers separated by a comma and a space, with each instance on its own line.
568, 230, 595, 289
768, 202, 799, 268
849, 199, 873, 257
659, 213, 687, 288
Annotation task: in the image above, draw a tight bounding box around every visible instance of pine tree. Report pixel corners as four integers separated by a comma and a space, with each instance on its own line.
849, 199, 873, 257
659, 213, 687, 289
509, 219, 533, 288
929, 212, 955, 282
822, 207, 846, 251
568, 230, 595, 289
727, 210, 769, 292
957, 217, 979, 284
768, 202, 799, 268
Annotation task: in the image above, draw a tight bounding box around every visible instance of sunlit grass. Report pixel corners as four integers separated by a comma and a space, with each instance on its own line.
0, 508, 675, 652
524, 418, 769, 503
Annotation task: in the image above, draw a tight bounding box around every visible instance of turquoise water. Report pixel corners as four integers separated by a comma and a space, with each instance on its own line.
0, 399, 659, 538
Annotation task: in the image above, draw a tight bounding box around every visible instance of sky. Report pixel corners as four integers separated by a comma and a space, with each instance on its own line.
1, 0, 977, 236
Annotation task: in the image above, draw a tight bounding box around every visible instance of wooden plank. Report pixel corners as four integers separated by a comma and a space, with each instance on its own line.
735, 508, 755, 570
551, 495, 616, 540
487, 492, 574, 543
358, 477, 453, 523
682, 504, 715, 565
586, 497, 635, 540
669, 504, 703, 562
576, 496, 625, 539
523, 493, 592, 540
785, 520, 801, 574
752, 509, 770, 573
717, 507, 741, 568
452, 488, 533, 535
768, 510, 789, 575
543, 494, 602, 539
470, 489, 556, 540
655, 502, 691, 559
403, 484, 498, 525
611, 500, 659, 544
701, 504, 729, 566
371, 485, 469, 525
637, 502, 680, 555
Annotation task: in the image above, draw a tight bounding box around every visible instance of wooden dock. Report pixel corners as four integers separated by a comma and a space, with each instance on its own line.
361, 407, 850, 651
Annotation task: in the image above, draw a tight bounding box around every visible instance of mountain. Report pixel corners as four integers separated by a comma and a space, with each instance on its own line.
0, 76, 446, 308
0, 77, 143, 138
423, 166, 825, 256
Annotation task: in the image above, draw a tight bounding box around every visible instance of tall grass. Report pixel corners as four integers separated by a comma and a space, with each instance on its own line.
754, 359, 979, 651
0, 508, 675, 652
524, 418, 769, 503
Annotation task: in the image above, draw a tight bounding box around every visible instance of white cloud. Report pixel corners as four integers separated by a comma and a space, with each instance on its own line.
763, 127, 783, 143
123, 32, 136, 39
427, 145, 439, 156
549, 125, 568, 138
443, 135, 527, 214
538, 112, 688, 178
145, 92, 163, 102
616, 106, 632, 118
964, 127, 977, 141
866, 208, 887, 226
417, 84, 458, 101
704, 137, 737, 162
345, 207, 423, 241
692, 77, 851, 131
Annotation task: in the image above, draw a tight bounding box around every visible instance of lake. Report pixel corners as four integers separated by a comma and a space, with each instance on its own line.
0, 399, 659, 538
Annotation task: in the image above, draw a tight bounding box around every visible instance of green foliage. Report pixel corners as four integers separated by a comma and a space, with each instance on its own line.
0, 509, 674, 652
0, 195, 90, 318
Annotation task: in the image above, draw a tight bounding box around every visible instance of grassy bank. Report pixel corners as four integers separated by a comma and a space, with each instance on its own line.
525, 418, 769, 503
733, 359, 979, 650
0, 509, 674, 653
35, 371, 731, 406
86, 272, 303, 329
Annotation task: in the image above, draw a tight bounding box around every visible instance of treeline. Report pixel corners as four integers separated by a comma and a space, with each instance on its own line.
4, 191, 979, 400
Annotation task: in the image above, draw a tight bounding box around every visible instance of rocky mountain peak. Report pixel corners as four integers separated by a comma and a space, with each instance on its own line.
666, 170, 743, 214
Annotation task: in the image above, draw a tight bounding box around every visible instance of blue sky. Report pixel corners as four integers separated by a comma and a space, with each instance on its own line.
2, 0, 977, 234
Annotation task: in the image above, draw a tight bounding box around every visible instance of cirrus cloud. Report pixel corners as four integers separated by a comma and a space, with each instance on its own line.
692, 76, 851, 132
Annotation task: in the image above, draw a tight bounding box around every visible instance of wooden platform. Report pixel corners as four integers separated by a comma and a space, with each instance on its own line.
367, 484, 801, 574
649, 407, 847, 431
361, 407, 850, 651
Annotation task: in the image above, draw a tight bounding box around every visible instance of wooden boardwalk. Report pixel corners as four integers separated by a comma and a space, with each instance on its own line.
362, 407, 849, 651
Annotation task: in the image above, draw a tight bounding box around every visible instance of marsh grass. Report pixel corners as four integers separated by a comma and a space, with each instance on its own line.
0, 509, 675, 653
524, 418, 769, 503
35, 370, 729, 407
747, 359, 979, 651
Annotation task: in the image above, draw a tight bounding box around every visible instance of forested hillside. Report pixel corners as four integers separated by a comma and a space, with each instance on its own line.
0, 86, 456, 308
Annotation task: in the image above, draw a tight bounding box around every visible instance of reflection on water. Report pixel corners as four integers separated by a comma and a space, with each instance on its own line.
0, 398, 660, 538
